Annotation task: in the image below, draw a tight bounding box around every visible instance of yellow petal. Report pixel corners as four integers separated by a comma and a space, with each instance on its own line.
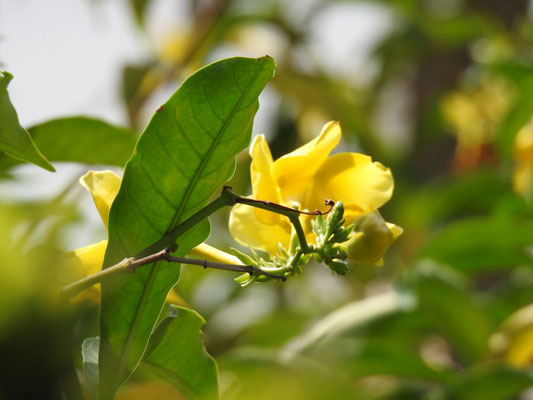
343, 210, 401, 265
68, 239, 185, 306
249, 134, 281, 224
188, 243, 243, 265
386, 222, 404, 240
307, 153, 393, 216
69, 240, 108, 303
73, 239, 108, 277
489, 303, 533, 369
513, 120, 533, 197
271, 121, 341, 204
79, 170, 122, 230
165, 289, 187, 306
229, 202, 291, 255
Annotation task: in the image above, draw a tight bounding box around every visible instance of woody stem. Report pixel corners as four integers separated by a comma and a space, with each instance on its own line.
62, 246, 285, 298
63, 186, 326, 297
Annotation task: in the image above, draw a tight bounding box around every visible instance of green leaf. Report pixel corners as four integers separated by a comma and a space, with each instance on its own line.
0, 117, 137, 171
129, 0, 151, 25
0, 71, 54, 172
82, 337, 100, 400
405, 261, 491, 364
99, 56, 275, 399
340, 339, 448, 383
283, 291, 416, 358
419, 217, 533, 273
142, 305, 218, 400
438, 364, 533, 400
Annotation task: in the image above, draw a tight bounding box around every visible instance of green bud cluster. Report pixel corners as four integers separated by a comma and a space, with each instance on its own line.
311, 201, 354, 275
231, 201, 354, 286
231, 244, 307, 286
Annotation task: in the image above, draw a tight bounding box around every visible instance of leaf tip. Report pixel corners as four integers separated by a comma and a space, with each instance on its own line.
0, 71, 13, 89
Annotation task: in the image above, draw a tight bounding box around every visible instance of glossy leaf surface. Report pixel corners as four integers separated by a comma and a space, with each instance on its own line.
99, 56, 275, 399
143, 306, 218, 400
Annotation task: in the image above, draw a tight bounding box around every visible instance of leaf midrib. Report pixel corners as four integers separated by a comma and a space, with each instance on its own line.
109, 61, 264, 392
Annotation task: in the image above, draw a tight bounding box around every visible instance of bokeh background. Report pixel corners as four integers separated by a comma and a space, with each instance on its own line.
2, 0, 533, 399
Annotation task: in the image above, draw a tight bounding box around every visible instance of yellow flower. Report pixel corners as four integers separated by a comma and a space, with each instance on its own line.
513, 119, 533, 198
442, 78, 511, 148
68, 170, 234, 304
489, 303, 533, 369
228, 121, 402, 263
441, 77, 512, 170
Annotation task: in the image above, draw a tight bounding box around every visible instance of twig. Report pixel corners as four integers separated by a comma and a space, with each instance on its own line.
137, 186, 333, 259
63, 187, 332, 298
61, 246, 285, 298
236, 197, 335, 216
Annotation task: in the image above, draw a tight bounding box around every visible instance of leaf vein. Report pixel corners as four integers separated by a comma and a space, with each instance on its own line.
139, 163, 179, 211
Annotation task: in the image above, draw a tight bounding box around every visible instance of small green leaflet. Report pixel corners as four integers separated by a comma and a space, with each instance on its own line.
143, 306, 219, 400
0, 71, 54, 172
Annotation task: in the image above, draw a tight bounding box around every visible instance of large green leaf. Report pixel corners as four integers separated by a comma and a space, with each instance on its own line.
99, 56, 275, 399
0, 117, 137, 171
143, 306, 218, 400
437, 365, 533, 400
419, 217, 533, 273
344, 339, 448, 383
0, 71, 54, 172
282, 291, 416, 357
405, 261, 491, 364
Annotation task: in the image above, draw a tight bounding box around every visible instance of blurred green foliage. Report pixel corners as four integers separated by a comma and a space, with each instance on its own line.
2, 0, 533, 399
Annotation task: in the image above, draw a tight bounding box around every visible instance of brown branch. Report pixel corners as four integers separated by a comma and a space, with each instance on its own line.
62, 246, 285, 298
235, 196, 335, 216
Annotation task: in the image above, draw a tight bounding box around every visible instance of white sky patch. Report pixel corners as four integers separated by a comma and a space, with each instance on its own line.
307, 2, 395, 84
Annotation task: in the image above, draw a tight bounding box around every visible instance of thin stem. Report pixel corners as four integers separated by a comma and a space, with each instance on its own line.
288, 215, 310, 253
62, 246, 285, 298
63, 186, 330, 297
135, 186, 236, 258
136, 186, 331, 259
235, 196, 334, 217
234, 193, 333, 254
290, 249, 304, 267
166, 255, 286, 281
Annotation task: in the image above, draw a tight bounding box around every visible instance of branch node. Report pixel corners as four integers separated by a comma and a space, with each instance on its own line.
124, 258, 136, 273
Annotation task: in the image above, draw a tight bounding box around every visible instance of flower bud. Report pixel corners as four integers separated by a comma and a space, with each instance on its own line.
344, 210, 402, 265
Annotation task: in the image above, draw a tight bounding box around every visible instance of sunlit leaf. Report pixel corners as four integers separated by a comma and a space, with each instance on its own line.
143, 306, 218, 400
0, 117, 137, 171
0, 71, 54, 172
98, 56, 275, 399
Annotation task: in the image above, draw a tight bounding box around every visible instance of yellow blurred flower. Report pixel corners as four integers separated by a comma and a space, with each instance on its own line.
442, 77, 513, 169
489, 302, 533, 369
68, 170, 232, 304
513, 119, 533, 198
442, 78, 511, 148
229, 121, 402, 264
